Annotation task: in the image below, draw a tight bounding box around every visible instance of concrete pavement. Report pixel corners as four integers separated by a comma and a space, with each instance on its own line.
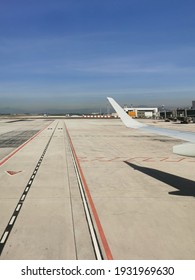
0, 117, 195, 259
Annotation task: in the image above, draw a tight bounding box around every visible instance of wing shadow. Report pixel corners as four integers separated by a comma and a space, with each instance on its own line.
124, 161, 195, 197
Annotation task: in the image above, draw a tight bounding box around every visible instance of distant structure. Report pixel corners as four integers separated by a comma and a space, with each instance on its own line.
159, 100, 195, 123
123, 106, 158, 118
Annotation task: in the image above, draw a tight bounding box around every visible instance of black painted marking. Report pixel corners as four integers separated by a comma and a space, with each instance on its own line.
6, 119, 32, 123
0, 123, 58, 255
0, 130, 39, 148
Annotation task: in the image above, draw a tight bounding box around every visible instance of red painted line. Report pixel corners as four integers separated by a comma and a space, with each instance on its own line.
0, 121, 54, 167
165, 157, 186, 162
6, 170, 22, 176
65, 124, 113, 260
142, 157, 155, 162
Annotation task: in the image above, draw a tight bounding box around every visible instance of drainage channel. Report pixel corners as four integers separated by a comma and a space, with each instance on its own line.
65, 122, 113, 260
0, 122, 58, 256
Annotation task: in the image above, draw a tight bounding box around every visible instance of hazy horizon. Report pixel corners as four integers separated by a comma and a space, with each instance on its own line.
1, 0, 195, 113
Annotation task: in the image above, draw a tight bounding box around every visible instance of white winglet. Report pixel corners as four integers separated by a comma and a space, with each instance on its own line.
107, 97, 146, 128
107, 97, 195, 157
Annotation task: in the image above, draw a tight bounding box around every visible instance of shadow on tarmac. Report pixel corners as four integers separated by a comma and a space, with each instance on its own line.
124, 161, 195, 197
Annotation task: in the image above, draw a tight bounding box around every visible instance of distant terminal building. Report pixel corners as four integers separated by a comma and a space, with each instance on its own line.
158, 100, 195, 123
159, 110, 174, 119
123, 106, 158, 118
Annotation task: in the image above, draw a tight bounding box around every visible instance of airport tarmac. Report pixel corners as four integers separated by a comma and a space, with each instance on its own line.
0, 117, 195, 260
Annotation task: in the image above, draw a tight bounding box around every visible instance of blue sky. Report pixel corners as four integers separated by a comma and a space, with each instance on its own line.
0, 0, 195, 113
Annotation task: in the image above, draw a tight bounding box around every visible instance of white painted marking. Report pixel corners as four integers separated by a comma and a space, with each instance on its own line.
16, 204, 22, 212
21, 194, 25, 201
25, 187, 29, 192
1, 231, 9, 243
29, 180, 32, 185
9, 216, 16, 225
31, 175, 35, 179
70, 147, 102, 260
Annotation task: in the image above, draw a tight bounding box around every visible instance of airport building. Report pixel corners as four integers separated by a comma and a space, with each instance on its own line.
123, 106, 158, 118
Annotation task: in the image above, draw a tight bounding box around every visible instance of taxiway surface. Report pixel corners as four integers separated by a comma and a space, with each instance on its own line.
0, 118, 195, 259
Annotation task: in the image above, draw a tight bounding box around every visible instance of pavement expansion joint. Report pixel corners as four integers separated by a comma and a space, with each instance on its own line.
64, 121, 113, 260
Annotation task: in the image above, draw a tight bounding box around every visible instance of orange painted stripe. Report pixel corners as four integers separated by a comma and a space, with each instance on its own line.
0, 121, 54, 167
65, 124, 113, 260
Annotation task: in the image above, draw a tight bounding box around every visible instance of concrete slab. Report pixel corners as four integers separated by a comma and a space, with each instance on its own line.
65, 119, 195, 260
0, 117, 195, 260
0, 120, 95, 260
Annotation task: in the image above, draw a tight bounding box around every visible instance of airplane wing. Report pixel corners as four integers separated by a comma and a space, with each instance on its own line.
107, 97, 195, 157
